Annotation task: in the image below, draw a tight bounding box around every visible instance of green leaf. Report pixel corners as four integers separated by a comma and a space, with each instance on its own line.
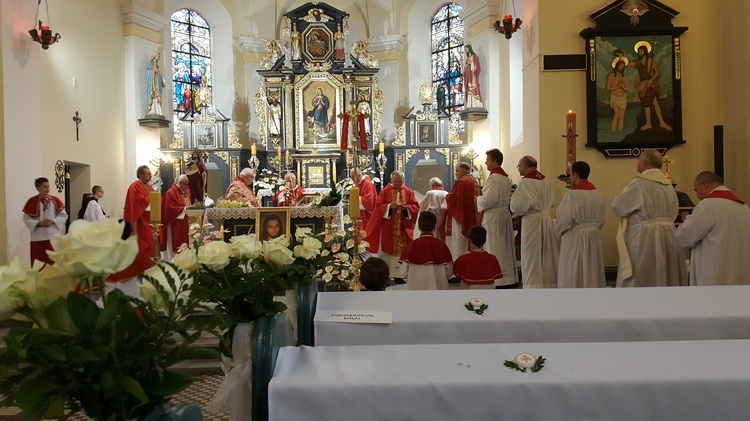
45, 297, 78, 333
143, 370, 199, 396
42, 395, 65, 419
16, 377, 58, 414
95, 291, 122, 331
121, 376, 149, 402
67, 291, 101, 333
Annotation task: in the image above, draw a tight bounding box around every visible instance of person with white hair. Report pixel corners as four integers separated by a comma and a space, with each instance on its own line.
161, 174, 191, 262
350, 168, 377, 231
418, 177, 448, 239
273, 173, 305, 206
612, 149, 686, 287
224, 168, 260, 206
675, 171, 750, 286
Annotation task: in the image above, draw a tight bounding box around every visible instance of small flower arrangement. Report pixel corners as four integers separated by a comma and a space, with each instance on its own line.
308, 224, 369, 290
335, 168, 381, 195
0, 220, 221, 421
254, 168, 285, 192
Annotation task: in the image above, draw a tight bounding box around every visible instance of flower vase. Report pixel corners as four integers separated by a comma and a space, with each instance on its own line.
208, 322, 255, 421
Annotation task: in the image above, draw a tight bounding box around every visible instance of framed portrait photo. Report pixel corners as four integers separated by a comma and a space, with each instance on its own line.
256, 207, 291, 243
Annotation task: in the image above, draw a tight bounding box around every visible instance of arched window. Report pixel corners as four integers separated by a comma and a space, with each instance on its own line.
171, 9, 212, 118
431, 3, 464, 123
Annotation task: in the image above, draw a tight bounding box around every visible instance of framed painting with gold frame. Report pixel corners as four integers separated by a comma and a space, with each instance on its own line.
256, 207, 291, 243
294, 72, 345, 151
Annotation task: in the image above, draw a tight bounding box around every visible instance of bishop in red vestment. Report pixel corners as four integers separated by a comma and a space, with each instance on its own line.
440, 162, 481, 260
351, 168, 377, 231
364, 171, 419, 277
160, 175, 192, 259
123, 165, 158, 263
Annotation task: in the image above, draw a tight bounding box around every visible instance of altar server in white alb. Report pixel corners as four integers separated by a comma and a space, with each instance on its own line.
674, 171, 750, 286
510, 156, 558, 288
476, 148, 518, 287
22, 177, 68, 266
554, 161, 606, 288
611, 149, 687, 287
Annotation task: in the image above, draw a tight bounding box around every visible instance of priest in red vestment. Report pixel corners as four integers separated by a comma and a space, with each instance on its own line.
22, 177, 68, 265
273, 173, 305, 206
225, 168, 260, 206
160, 175, 192, 261
364, 170, 420, 278
350, 168, 377, 231
440, 162, 481, 260
123, 165, 158, 263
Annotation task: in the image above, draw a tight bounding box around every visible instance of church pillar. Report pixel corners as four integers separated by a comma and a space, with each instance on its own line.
370, 35, 405, 142
463, 2, 506, 164
121, 4, 168, 182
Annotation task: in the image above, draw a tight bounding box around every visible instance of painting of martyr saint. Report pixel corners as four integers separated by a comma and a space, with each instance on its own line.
303, 25, 332, 61
588, 35, 683, 150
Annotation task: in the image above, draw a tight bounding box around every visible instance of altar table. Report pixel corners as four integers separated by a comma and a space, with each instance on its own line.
314, 286, 750, 345
269, 340, 750, 421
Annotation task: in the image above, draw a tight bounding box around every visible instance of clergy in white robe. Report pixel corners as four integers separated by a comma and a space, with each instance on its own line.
554, 161, 606, 288
510, 156, 558, 288
418, 177, 448, 238
22, 177, 68, 265
83, 185, 106, 222
476, 148, 518, 287
611, 149, 687, 287
674, 171, 750, 286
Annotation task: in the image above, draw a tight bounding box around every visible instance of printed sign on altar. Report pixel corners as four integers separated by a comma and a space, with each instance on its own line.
316, 310, 393, 324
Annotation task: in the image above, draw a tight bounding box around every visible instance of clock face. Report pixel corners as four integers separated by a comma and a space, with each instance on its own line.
514, 353, 536, 368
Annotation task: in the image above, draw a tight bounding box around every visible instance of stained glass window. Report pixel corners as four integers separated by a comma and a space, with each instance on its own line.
431, 3, 464, 129
171, 9, 212, 117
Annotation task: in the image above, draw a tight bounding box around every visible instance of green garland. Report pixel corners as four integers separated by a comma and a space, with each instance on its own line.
464, 301, 489, 315
503, 356, 546, 373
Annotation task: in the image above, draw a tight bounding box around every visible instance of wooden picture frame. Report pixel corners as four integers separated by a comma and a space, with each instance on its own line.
256, 207, 291, 243
294, 72, 345, 150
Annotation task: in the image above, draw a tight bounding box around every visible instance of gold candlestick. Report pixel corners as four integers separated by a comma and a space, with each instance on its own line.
350, 217, 363, 291
151, 222, 162, 262
559, 114, 579, 189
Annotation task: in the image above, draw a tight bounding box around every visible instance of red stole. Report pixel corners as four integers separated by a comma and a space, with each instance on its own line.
490, 167, 508, 177
399, 233, 453, 265
364, 184, 419, 255
23, 195, 65, 217
440, 175, 480, 239
160, 184, 191, 252
524, 169, 546, 180
572, 180, 597, 190
707, 189, 745, 203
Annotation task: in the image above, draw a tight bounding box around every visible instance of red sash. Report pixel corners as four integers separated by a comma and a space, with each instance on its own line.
490, 167, 508, 177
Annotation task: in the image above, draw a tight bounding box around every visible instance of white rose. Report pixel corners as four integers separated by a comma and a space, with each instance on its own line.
293, 235, 322, 260
172, 249, 200, 271
0, 257, 42, 320
295, 227, 313, 240
30, 264, 76, 312
230, 234, 262, 260
139, 279, 163, 310
142, 264, 194, 309
197, 241, 232, 271
263, 242, 295, 266
266, 235, 288, 246
48, 219, 138, 277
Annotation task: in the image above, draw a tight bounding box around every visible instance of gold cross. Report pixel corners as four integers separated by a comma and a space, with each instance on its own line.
663, 155, 673, 176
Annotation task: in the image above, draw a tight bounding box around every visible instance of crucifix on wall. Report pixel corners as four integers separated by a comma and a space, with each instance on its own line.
72, 111, 82, 141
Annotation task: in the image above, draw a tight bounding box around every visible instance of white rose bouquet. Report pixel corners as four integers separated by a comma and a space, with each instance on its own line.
312, 225, 368, 290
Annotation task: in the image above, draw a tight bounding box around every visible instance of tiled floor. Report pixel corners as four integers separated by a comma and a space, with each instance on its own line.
0, 370, 229, 421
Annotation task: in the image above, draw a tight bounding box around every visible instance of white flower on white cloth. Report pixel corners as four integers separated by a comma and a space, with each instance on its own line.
0, 258, 43, 321
469, 298, 484, 308
141, 263, 194, 311
197, 241, 232, 271
293, 237, 322, 260
262, 241, 295, 266
295, 227, 313, 240
172, 248, 200, 272
48, 219, 138, 277
230, 234, 262, 260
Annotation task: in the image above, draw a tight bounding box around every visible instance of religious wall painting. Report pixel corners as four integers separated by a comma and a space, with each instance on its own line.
417, 122, 437, 145
303, 24, 333, 62
195, 124, 216, 148
256, 207, 291, 243
295, 73, 344, 150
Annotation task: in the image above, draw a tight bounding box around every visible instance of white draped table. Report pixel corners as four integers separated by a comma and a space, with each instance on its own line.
314, 286, 750, 345
269, 340, 750, 421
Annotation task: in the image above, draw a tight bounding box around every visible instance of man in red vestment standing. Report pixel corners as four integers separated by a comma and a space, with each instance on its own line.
440, 162, 481, 260
350, 168, 376, 231
364, 170, 420, 279
161, 174, 192, 262
273, 173, 305, 206
124, 165, 158, 262
22, 177, 68, 265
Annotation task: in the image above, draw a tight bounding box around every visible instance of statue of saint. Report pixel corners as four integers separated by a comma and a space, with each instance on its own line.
145, 52, 165, 116
463, 45, 483, 108
290, 23, 301, 60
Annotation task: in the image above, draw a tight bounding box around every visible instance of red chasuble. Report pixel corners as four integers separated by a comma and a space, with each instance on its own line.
453, 249, 504, 285
364, 184, 420, 255
123, 180, 156, 263
22, 195, 65, 217
160, 184, 191, 252
357, 176, 377, 231
399, 233, 453, 265
440, 175, 481, 239
272, 185, 305, 205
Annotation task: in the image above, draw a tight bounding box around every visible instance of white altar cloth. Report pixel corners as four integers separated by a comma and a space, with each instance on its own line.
314, 286, 750, 345
269, 340, 750, 421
